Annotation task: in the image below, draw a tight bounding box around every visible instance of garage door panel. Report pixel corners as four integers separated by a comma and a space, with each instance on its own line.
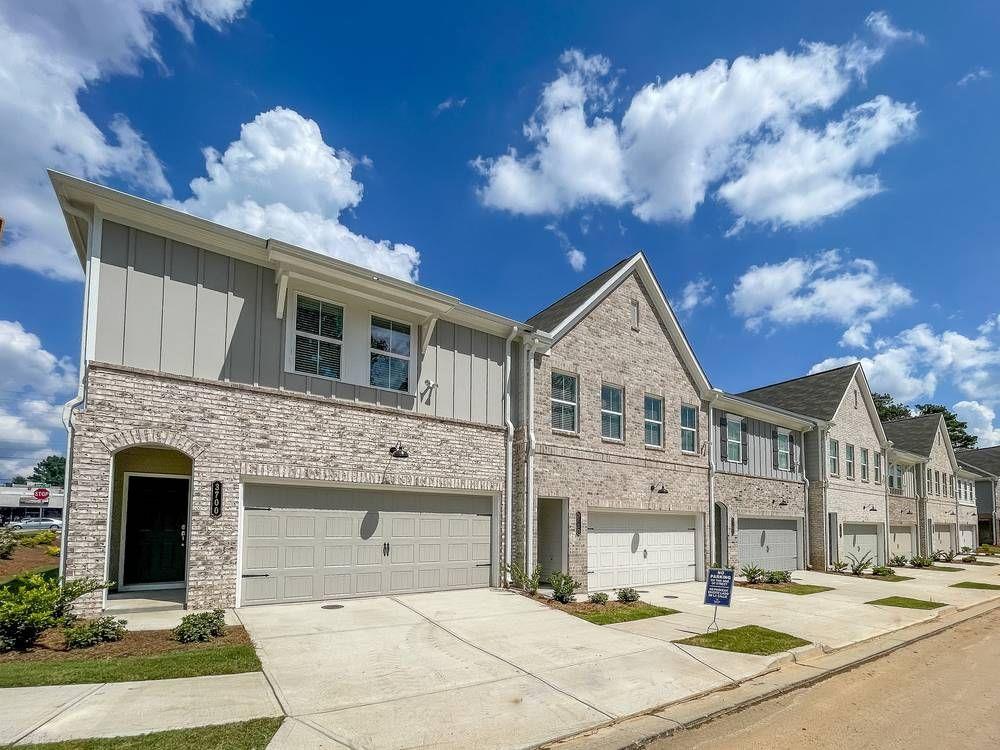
587, 512, 697, 590
843, 524, 879, 563
738, 519, 799, 571
959, 525, 976, 550
284, 546, 314, 568
285, 517, 315, 537
245, 546, 278, 570
889, 526, 914, 558
282, 575, 313, 599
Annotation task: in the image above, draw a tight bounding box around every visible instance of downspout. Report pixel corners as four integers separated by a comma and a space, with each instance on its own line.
882, 441, 892, 566
819, 427, 830, 569
706, 393, 718, 567
525, 339, 538, 572
502, 326, 519, 585
801, 425, 811, 569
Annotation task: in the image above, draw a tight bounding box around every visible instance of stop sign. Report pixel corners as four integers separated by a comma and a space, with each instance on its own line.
33, 488, 50, 501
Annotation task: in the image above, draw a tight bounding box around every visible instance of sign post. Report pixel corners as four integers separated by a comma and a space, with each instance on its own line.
703, 567, 734, 633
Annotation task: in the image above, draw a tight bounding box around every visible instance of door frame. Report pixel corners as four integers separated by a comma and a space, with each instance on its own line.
536, 496, 569, 581
118, 471, 192, 592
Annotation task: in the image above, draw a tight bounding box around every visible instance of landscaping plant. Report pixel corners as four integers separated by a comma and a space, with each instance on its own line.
831, 560, 848, 573
64, 616, 127, 650
740, 564, 764, 584
889, 555, 909, 567
909, 555, 934, 568
548, 571, 580, 603
961, 554, 976, 563
45, 546, 60, 557
764, 569, 792, 584
940, 549, 957, 562
846, 551, 873, 576
173, 609, 226, 643
616, 587, 640, 604
871, 565, 895, 577
588, 591, 609, 605
506, 562, 542, 595
0, 529, 17, 559
18, 530, 58, 548
0, 574, 106, 652
961, 546, 972, 553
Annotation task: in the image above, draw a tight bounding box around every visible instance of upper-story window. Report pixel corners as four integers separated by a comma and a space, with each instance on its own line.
725, 415, 743, 462
680, 404, 698, 453
949, 475, 955, 497
927, 468, 933, 495
894, 464, 905, 489
828, 438, 840, 476
551, 372, 578, 432
644, 396, 663, 448
601, 384, 624, 440
874, 451, 882, 484
845, 444, 855, 479
776, 430, 791, 471
293, 294, 344, 380
935, 470, 941, 496
860, 448, 870, 481
887, 463, 896, 489
369, 316, 411, 391
630, 299, 640, 331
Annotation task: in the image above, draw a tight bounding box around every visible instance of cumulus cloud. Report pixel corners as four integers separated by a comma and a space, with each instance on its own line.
957, 67, 991, 87
675, 277, 715, 315
954, 401, 1000, 446
544, 224, 587, 272
728, 250, 911, 344
166, 108, 421, 281
0, 0, 250, 281
475, 12, 919, 232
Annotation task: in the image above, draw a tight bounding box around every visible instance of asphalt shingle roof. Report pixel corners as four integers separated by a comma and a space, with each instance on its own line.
736, 363, 858, 421
881, 413, 943, 457
957, 445, 1000, 476
525, 254, 634, 333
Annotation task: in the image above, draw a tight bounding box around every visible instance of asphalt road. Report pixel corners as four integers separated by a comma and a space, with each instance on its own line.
653, 607, 1000, 749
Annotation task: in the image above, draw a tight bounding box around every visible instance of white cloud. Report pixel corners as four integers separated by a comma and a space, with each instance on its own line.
957, 67, 991, 87
476, 13, 919, 231
435, 97, 468, 115
728, 250, 911, 343
167, 107, 421, 281
0, 321, 77, 396
544, 224, 587, 272
954, 401, 1000, 446
864, 10, 925, 45
566, 248, 587, 272
675, 277, 715, 315
979, 314, 1000, 335
0, 0, 250, 281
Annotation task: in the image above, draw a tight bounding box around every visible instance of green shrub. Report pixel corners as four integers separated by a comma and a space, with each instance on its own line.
19, 530, 58, 548
45, 546, 60, 557
940, 549, 957, 562
506, 562, 542, 595
961, 546, 972, 553
889, 554, 909, 567
871, 565, 895, 577
64, 616, 127, 650
961, 554, 976, 563
0, 575, 106, 652
764, 569, 792, 584
588, 592, 609, 605
548, 571, 580, 603
173, 609, 226, 643
741, 564, 764, 584
0, 529, 17, 560
616, 587, 640, 604
846, 551, 873, 576
831, 560, 849, 573
909, 555, 933, 568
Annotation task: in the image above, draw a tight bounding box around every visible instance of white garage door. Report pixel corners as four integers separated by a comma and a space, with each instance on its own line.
737, 518, 799, 571
587, 511, 696, 590
959, 524, 977, 551
932, 524, 954, 555
889, 526, 915, 559
240, 485, 492, 605
843, 523, 879, 564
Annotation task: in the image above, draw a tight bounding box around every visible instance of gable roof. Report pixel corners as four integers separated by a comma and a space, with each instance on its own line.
736, 363, 859, 422
525, 252, 713, 396
957, 445, 1000, 477
882, 413, 944, 457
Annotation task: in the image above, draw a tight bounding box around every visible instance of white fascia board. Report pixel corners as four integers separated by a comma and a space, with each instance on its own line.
937, 416, 960, 470
712, 391, 816, 431
889, 446, 927, 465
850, 364, 890, 445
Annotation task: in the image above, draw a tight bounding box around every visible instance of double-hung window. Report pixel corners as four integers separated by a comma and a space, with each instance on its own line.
828, 439, 840, 476
726, 416, 743, 462
680, 404, 698, 453
644, 396, 664, 447
776, 430, 791, 470
860, 448, 869, 481
927, 468, 933, 495
895, 464, 905, 490
551, 373, 578, 432
293, 294, 344, 379
935, 470, 941, 496
369, 316, 411, 391
845, 444, 855, 479
601, 385, 623, 440
887, 463, 896, 489
874, 452, 882, 484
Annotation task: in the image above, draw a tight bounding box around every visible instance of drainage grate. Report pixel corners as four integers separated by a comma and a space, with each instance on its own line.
663, 595, 678, 599
321, 604, 344, 610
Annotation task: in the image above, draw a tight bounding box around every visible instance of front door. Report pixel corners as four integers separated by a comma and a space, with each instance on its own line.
122, 475, 189, 588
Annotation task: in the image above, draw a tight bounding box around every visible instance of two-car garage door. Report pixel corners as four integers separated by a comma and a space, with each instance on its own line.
240, 485, 492, 605
737, 518, 799, 571
587, 512, 696, 590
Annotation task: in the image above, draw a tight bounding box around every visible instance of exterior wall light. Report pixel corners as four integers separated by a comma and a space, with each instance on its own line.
650, 483, 668, 494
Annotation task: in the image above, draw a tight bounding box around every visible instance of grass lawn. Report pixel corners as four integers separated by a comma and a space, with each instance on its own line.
866, 596, 946, 610
739, 582, 834, 595
921, 566, 963, 572
867, 574, 914, 582
15, 718, 283, 750
0, 627, 261, 688
0, 545, 59, 586
675, 625, 810, 656
959, 560, 1000, 567
545, 598, 678, 625
950, 581, 1000, 591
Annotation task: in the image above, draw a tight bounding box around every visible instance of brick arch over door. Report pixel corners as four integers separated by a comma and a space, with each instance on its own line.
100, 429, 206, 460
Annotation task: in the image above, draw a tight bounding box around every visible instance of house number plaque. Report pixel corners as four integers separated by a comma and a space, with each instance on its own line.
211, 481, 223, 517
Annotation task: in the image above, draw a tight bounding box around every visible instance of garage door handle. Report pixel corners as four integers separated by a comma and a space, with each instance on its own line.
241, 573, 270, 578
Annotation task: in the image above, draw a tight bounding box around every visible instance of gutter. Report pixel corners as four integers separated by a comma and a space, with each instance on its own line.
502, 326, 518, 585
706, 393, 718, 567
883, 440, 893, 566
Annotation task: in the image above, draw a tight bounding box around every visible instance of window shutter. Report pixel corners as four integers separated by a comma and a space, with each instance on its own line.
741, 419, 749, 465
789, 434, 796, 472
718, 416, 727, 461
771, 430, 779, 470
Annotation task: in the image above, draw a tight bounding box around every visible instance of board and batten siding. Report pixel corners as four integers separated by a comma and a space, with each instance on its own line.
713, 412, 804, 481
94, 220, 505, 426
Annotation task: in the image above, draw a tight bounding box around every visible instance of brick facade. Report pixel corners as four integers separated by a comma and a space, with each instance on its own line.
66, 363, 505, 613
713, 472, 804, 569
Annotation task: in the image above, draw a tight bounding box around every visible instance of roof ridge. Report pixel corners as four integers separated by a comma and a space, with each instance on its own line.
882, 412, 941, 424
524, 252, 639, 331
738, 361, 859, 395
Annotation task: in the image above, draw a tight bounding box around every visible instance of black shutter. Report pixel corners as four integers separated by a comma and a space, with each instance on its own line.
741, 419, 749, 465
719, 416, 727, 462
789, 433, 796, 472
771, 430, 779, 470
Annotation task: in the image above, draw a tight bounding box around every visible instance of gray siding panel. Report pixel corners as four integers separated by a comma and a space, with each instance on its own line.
226, 260, 258, 385
453, 324, 472, 422
194, 250, 229, 380
95, 221, 129, 364
471, 330, 488, 424
123, 230, 165, 371
715, 412, 803, 481
435, 321, 456, 419
487, 335, 504, 427
257, 267, 283, 389
161, 241, 198, 376
417, 325, 438, 416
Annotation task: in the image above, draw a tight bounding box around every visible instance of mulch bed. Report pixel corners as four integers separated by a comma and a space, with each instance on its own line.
0, 545, 58, 580
542, 598, 638, 616
0, 625, 252, 663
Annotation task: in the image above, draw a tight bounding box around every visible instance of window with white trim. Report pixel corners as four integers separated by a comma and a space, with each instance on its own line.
894, 463, 904, 489
874, 451, 882, 484
860, 448, 870, 481
292, 294, 344, 379
935, 470, 941, 496
927, 468, 933, 495
680, 404, 697, 453
887, 462, 896, 489
601, 384, 623, 440
845, 444, 855, 479
369, 316, 411, 391
551, 372, 577, 432
644, 395, 663, 447
828, 438, 840, 476
726, 416, 743, 462
630, 299, 640, 331
776, 430, 791, 470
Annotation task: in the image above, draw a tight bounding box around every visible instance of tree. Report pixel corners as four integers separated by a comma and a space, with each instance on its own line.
10, 475, 27, 485
28, 455, 65, 486
873, 392, 912, 422
915, 404, 978, 450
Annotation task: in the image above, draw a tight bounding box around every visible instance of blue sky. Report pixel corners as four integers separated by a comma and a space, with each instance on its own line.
0, 1, 998, 479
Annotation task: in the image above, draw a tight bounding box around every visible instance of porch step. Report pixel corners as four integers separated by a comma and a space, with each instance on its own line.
106, 603, 184, 615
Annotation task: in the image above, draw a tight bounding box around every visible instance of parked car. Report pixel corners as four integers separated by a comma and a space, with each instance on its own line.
8, 517, 62, 532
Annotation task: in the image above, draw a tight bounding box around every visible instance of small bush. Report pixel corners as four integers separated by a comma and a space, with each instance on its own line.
741, 564, 764, 584
961, 554, 976, 563
173, 609, 226, 643
940, 549, 957, 563
45, 546, 60, 557
909, 555, 933, 568
0, 575, 107, 652
18, 530, 58, 548
506, 562, 542, 595
846, 551, 873, 576
64, 616, 127, 650
871, 565, 895, 577
548, 571, 580, 604
889, 554, 909, 567
831, 560, 849, 573
0, 529, 17, 560
588, 592, 609, 605
764, 569, 792, 584
616, 587, 640, 604
961, 546, 972, 554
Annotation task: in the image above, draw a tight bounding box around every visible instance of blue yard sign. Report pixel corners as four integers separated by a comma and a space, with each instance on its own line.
703, 568, 734, 631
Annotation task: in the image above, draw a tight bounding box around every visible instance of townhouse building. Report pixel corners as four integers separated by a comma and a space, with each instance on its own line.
738, 365, 890, 569
956, 446, 1000, 546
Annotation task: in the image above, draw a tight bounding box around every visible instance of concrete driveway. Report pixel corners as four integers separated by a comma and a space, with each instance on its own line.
237, 589, 777, 749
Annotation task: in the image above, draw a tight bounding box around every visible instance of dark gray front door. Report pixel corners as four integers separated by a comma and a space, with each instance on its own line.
123, 476, 189, 586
